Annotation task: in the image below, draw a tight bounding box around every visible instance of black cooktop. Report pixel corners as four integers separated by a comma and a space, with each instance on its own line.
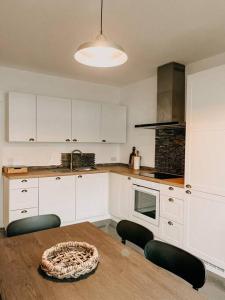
139, 172, 182, 179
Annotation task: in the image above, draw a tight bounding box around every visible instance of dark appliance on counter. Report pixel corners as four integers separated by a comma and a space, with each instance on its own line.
139, 171, 182, 179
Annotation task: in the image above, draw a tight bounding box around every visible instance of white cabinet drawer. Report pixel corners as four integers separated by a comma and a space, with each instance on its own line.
159, 217, 183, 247
9, 188, 38, 210
9, 178, 38, 189
160, 195, 184, 224
9, 208, 38, 223
160, 184, 184, 199
39, 175, 73, 184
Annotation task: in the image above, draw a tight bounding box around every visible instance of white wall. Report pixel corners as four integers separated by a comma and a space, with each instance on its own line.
186, 51, 225, 75
0, 66, 121, 226
119, 76, 157, 167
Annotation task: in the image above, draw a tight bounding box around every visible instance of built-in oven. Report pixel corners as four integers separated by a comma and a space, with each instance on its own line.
132, 183, 160, 226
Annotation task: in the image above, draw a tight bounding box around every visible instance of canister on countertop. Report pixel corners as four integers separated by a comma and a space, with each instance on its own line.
133, 151, 141, 170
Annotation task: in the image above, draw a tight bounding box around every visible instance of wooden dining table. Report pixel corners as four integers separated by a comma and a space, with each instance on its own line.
0, 222, 206, 300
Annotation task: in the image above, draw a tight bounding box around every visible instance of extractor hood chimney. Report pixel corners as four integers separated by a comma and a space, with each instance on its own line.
135, 62, 185, 129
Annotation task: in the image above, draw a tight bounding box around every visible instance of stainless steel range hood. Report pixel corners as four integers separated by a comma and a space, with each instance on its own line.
135, 62, 185, 129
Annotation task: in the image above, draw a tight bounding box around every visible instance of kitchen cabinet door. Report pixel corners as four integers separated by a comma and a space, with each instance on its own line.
8, 92, 36, 142
109, 173, 121, 218
159, 217, 184, 247
75, 173, 108, 221
109, 173, 132, 219
184, 190, 225, 273
185, 67, 225, 195
37, 96, 71, 142
100, 104, 126, 143
72, 99, 101, 142
39, 176, 75, 224
185, 129, 225, 195
186, 65, 225, 131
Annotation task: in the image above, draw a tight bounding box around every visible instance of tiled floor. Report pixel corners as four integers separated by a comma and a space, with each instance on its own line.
97, 221, 225, 300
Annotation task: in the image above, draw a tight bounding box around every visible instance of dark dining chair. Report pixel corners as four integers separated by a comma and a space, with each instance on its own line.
6, 214, 61, 237
144, 240, 206, 290
116, 220, 154, 250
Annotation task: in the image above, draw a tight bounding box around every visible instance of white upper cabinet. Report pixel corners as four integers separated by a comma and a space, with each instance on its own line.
185, 64, 225, 195
187, 65, 225, 131
37, 96, 71, 142
100, 103, 126, 143
8, 92, 36, 142
7, 92, 126, 144
72, 99, 101, 142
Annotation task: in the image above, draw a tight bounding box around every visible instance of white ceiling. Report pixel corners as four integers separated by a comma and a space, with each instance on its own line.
1, 0, 225, 86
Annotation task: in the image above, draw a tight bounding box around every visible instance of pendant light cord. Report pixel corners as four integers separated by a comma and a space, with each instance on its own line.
100, 0, 103, 34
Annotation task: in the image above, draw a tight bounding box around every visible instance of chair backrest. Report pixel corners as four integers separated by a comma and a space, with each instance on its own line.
144, 240, 206, 290
116, 220, 154, 250
6, 214, 61, 237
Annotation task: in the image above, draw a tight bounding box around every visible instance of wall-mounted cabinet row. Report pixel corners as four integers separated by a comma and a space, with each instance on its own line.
7, 92, 126, 143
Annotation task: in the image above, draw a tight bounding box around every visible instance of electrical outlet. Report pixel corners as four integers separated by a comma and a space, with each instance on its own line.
111, 157, 117, 162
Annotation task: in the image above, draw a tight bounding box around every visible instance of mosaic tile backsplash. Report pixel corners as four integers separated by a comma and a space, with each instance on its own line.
61, 153, 95, 169
155, 128, 185, 176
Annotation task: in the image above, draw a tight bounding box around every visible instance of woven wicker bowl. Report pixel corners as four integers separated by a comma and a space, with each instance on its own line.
41, 241, 99, 280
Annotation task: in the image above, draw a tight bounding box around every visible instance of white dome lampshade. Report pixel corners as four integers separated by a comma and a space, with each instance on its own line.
74, 0, 128, 68
74, 34, 128, 67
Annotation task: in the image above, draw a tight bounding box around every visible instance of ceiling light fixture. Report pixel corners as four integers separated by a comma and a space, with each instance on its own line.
74, 0, 128, 67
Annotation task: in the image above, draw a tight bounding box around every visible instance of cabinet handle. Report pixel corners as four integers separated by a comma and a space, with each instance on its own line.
78, 175, 82, 178
56, 177, 61, 180
21, 189, 28, 193
73, 139, 78, 142
102, 139, 106, 143
65, 139, 71, 142
186, 190, 191, 194
29, 138, 35, 142
21, 179, 28, 183
21, 210, 28, 214
169, 186, 174, 191
128, 177, 131, 180
168, 221, 173, 226
168, 198, 174, 202
186, 184, 192, 189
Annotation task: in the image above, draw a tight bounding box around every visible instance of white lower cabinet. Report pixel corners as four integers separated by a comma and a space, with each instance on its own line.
109, 173, 132, 220
39, 176, 76, 224
159, 186, 185, 247
3, 177, 39, 226
159, 217, 184, 247
184, 190, 225, 274
9, 188, 38, 211
160, 194, 184, 224
9, 208, 38, 222
75, 173, 108, 221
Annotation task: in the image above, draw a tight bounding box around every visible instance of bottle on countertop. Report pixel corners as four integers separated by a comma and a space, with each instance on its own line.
134, 150, 141, 170
128, 146, 136, 169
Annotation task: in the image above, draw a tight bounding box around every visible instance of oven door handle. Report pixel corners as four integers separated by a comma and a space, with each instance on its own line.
132, 184, 159, 195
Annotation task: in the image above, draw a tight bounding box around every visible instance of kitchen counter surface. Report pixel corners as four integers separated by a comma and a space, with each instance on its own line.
3, 166, 184, 188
